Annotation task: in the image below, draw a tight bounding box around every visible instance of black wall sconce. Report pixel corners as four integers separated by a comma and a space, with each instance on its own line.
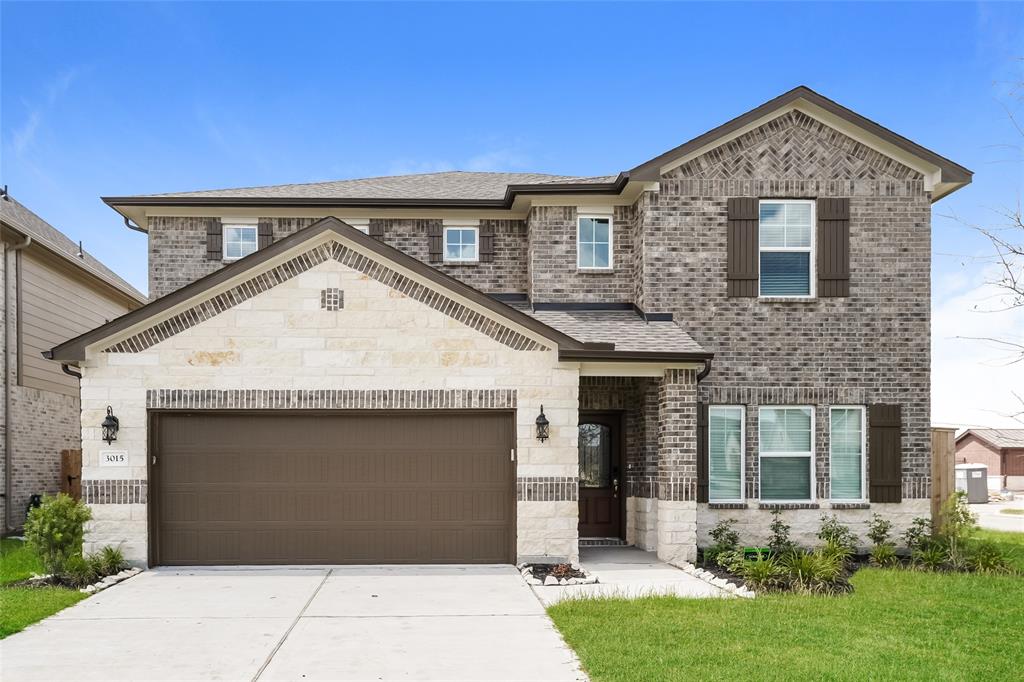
101, 406, 120, 444
535, 405, 550, 443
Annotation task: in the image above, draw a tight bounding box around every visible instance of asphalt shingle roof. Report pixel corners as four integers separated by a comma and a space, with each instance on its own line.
136, 171, 619, 201
965, 429, 1024, 449
0, 196, 146, 302
513, 307, 708, 354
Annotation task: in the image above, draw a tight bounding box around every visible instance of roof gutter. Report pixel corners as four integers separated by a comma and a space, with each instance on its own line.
558, 348, 713, 363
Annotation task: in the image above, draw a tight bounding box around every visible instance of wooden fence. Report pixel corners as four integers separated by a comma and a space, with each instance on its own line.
931, 428, 955, 526
60, 449, 82, 501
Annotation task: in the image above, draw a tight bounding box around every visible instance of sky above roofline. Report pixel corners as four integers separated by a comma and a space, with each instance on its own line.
2, 1, 1022, 428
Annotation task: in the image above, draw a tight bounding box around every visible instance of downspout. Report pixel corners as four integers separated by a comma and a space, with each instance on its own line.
124, 216, 146, 234
61, 364, 82, 379
696, 358, 712, 382
4, 233, 31, 532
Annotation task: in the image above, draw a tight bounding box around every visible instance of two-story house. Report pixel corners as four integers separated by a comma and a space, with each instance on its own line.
47, 87, 971, 566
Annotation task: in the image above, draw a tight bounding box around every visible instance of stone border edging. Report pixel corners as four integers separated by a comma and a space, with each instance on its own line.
80, 567, 143, 594
672, 561, 755, 598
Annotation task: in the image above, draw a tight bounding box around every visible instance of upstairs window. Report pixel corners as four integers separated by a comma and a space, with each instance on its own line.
577, 216, 613, 269
759, 200, 814, 297
444, 226, 479, 262
223, 224, 258, 260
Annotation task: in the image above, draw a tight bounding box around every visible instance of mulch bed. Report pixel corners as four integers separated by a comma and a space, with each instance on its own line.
529, 563, 589, 582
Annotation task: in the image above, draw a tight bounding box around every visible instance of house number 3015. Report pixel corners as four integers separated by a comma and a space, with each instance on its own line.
99, 450, 128, 467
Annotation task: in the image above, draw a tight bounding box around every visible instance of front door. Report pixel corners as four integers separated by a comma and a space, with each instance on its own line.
578, 412, 623, 539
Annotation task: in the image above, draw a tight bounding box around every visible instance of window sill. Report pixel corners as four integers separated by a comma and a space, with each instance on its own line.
708, 502, 748, 510
577, 268, 615, 275
758, 502, 819, 510
829, 502, 870, 510
442, 261, 480, 267
758, 297, 817, 303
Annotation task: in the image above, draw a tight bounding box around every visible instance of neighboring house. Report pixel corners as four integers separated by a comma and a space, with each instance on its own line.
955, 429, 1024, 491
47, 86, 972, 566
1, 194, 146, 532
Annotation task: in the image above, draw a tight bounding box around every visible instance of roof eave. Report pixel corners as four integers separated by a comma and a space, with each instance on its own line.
558, 349, 713, 363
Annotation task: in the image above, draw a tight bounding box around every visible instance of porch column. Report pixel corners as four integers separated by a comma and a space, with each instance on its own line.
657, 368, 698, 564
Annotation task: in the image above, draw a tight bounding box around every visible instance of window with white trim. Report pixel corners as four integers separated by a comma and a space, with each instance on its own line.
443, 226, 479, 262
709, 406, 745, 502
759, 200, 814, 297
223, 224, 258, 260
344, 219, 370, 235
830, 406, 865, 501
577, 216, 613, 269
759, 406, 814, 501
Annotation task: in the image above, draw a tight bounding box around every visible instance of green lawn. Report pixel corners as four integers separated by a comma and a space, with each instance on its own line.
549, 532, 1024, 681
0, 538, 86, 639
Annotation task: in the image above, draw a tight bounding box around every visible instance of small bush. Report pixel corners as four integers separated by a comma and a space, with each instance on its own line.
821, 538, 854, 566
768, 510, 796, 555
709, 518, 740, 551
902, 517, 932, 551
869, 543, 899, 568
912, 541, 948, 571
98, 545, 128, 575
782, 549, 844, 594
866, 514, 893, 546
714, 548, 748, 574
23, 494, 92, 576
62, 554, 98, 588
965, 540, 1012, 574
739, 554, 786, 591
818, 514, 858, 553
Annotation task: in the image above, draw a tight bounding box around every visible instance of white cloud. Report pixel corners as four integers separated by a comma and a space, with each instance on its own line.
932, 265, 1024, 429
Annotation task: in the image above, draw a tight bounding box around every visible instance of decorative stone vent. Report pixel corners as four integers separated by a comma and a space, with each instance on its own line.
320, 287, 343, 310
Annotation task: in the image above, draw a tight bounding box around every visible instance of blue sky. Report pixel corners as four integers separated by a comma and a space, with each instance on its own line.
2, 1, 1022, 428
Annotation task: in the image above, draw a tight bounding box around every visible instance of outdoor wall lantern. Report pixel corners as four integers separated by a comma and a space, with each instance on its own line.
535, 406, 550, 443
101, 406, 120, 444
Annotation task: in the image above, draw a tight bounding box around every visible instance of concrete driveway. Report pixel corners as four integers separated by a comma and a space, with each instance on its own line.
0, 565, 585, 681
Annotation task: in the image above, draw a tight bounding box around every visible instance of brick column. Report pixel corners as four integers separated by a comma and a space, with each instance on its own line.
657, 368, 698, 564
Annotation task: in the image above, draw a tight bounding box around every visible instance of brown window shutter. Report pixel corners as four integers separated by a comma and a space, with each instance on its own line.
369, 220, 385, 240
258, 219, 274, 250
479, 222, 495, 263
868, 404, 902, 503
817, 198, 850, 297
727, 197, 759, 297
428, 222, 443, 262
696, 401, 709, 503
205, 218, 222, 260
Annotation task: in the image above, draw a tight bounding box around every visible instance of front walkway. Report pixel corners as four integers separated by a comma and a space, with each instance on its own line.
532, 546, 727, 606
0, 565, 584, 681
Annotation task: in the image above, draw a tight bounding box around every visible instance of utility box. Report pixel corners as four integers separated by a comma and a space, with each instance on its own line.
955, 464, 988, 504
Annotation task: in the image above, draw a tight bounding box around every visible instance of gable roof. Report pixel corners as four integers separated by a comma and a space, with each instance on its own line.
956, 429, 1024, 450
102, 86, 971, 224
0, 195, 147, 303
627, 86, 972, 199
47, 216, 713, 364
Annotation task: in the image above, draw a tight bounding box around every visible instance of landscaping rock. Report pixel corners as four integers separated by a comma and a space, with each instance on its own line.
544, 576, 558, 586
527, 577, 542, 586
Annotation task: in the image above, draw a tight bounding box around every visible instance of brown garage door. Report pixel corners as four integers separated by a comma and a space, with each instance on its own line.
152, 412, 515, 565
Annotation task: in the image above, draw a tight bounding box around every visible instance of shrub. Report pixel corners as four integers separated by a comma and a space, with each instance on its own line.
912, 540, 948, 571
866, 514, 893, 546
62, 554, 98, 588
23, 493, 92, 575
869, 543, 899, 568
902, 517, 932, 551
98, 545, 128, 575
938, 491, 977, 566
709, 518, 740, 551
965, 540, 1012, 574
715, 548, 748, 574
821, 539, 854, 566
739, 554, 786, 591
768, 510, 796, 555
781, 549, 844, 594
817, 514, 858, 553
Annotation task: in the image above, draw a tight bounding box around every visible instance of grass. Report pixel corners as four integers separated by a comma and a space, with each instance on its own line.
998, 508, 1024, 516
0, 538, 87, 639
549, 532, 1024, 681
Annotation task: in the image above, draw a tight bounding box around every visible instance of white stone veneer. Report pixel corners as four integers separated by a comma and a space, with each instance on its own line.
78, 237, 581, 564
